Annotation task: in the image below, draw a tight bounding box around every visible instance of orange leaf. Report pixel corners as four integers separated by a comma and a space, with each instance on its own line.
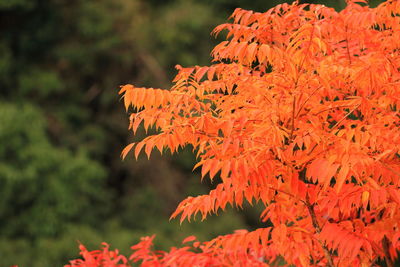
121, 143, 135, 159
182, 235, 196, 244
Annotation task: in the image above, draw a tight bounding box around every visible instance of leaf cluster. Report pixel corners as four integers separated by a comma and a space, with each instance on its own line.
116, 1, 400, 266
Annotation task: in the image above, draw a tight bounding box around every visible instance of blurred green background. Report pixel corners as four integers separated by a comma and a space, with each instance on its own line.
0, 0, 383, 266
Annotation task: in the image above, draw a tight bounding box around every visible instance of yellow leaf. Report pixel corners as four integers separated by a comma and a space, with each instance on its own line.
361, 191, 369, 206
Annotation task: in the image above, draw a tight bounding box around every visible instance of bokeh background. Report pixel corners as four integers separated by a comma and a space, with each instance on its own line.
0, 0, 383, 266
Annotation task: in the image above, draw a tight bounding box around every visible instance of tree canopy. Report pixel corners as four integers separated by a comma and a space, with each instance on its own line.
69, 0, 399, 266
1, 0, 390, 266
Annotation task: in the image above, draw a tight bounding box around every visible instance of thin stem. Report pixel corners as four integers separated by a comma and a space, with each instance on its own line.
329, 104, 360, 132
295, 86, 322, 118
290, 95, 296, 140
312, 104, 355, 116
379, 161, 400, 178
344, 25, 352, 65
266, 184, 307, 205
305, 197, 335, 267
297, 23, 315, 75
289, 23, 317, 141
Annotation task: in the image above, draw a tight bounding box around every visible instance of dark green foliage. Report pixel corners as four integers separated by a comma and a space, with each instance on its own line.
0, 103, 110, 266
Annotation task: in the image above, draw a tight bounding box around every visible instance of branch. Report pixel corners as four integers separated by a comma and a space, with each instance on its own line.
138, 50, 170, 87
329, 104, 360, 132
344, 25, 352, 65
382, 236, 394, 267
305, 197, 335, 267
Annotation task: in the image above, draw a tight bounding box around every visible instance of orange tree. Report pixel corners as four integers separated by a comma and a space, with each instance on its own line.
66, 1, 400, 266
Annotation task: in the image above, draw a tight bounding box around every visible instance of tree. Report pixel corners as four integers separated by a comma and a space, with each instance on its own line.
67, 0, 400, 266
0, 103, 111, 266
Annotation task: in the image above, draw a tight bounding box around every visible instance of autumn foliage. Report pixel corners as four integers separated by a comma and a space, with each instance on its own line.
66, 0, 400, 266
